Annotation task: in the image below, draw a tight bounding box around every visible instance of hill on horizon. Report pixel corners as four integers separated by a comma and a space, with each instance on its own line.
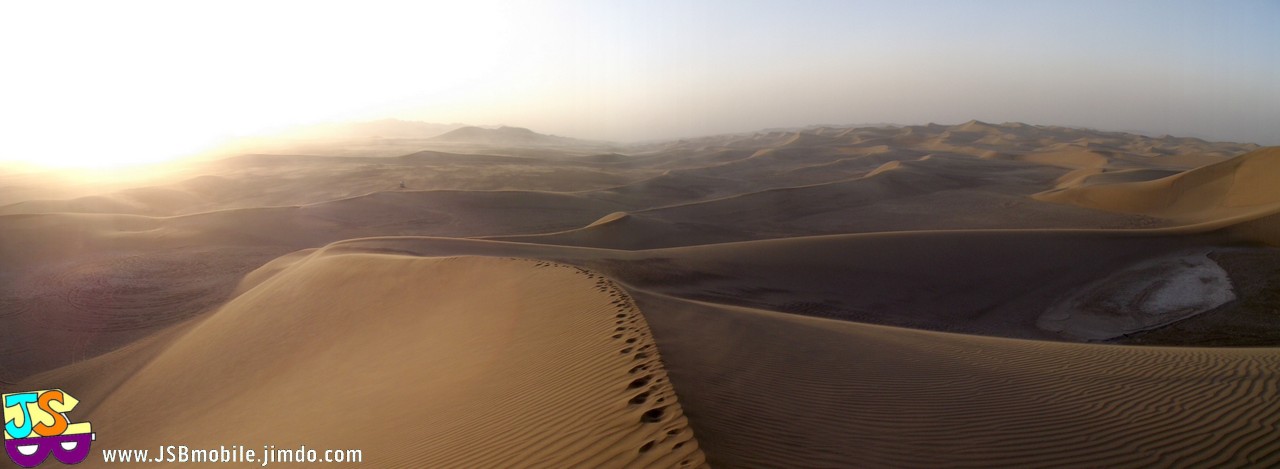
428, 125, 588, 146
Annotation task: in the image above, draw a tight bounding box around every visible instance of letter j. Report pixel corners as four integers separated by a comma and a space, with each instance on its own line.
4, 392, 39, 439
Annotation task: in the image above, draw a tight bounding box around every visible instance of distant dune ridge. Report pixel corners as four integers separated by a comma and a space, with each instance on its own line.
428, 125, 587, 146
4, 120, 1280, 467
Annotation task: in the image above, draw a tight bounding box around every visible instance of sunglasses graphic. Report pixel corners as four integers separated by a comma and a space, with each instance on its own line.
5, 433, 95, 468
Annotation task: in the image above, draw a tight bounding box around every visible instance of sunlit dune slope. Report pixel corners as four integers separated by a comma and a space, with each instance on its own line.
1038, 147, 1280, 223
21, 254, 705, 468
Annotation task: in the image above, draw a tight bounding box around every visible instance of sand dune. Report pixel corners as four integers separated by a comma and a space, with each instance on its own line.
24, 230, 1272, 467
488, 212, 747, 250
4, 121, 1279, 468
421, 126, 617, 157
0, 212, 296, 380
618, 230, 1210, 339
310, 227, 1237, 343
0, 188, 626, 380
668, 144, 920, 185
589, 171, 747, 208
1038, 147, 1280, 223
298, 189, 627, 236
1074, 168, 1184, 186
631, 155, 1166, 239
429, 125, 581, 146
0, 151, 645, 217
1019, 145, 1109, 169
639, 292, 1280, 468
21, 254, 706, 468
0, 187, 626, 252
235, 234, 1280, 466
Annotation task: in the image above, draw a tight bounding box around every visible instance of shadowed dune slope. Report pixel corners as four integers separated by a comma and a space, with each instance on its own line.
303, 227, 1233, 342
599, 229, 1216, 339
22, 254, 705, 468
637, 292, 1280, 468
1038, 147, 1280, 223
0, 212, 302, 381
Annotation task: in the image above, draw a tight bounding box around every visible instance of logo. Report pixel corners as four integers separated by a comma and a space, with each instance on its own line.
3, 390, 94, 468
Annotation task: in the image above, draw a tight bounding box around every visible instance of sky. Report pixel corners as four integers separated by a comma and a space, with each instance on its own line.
1, 0, 1277, 167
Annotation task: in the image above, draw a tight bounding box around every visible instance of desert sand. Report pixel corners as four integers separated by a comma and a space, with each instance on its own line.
25, 254, 704, 467
3, 121, 1279, 467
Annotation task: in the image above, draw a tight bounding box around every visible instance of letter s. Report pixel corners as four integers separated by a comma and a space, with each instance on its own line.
33, 390, 69, 437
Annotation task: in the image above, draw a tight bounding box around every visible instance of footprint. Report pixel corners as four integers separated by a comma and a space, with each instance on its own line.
640, 407, 665, 423
629, 392, 650, 405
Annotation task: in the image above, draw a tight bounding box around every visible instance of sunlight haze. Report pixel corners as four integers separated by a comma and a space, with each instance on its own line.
1, 0, 1276, 168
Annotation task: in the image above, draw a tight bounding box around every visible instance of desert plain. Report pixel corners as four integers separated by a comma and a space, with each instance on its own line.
2, 120, 1279, 467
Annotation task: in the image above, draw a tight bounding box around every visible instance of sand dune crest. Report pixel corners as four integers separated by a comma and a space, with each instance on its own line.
23, 254, 705, 468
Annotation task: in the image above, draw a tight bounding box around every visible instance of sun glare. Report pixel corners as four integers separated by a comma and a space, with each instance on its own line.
1, 130, 226, 171
0, 0, 521, 171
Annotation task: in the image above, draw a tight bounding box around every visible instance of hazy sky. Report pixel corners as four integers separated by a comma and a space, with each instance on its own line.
1, 0, 1277, 166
